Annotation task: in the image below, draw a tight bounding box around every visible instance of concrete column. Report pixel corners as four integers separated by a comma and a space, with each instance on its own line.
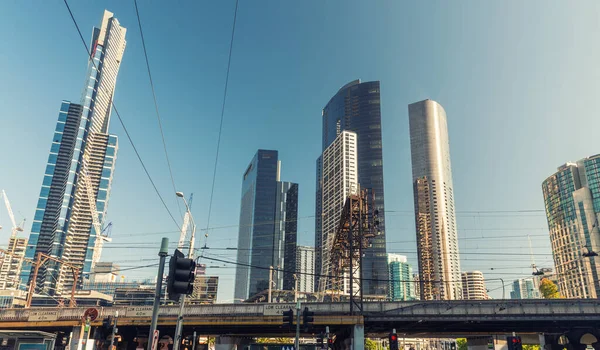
69, 324, 95, 350
352, 324, 365, 350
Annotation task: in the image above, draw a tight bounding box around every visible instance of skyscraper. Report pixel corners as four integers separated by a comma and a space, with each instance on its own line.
296, 246, 315, 293
387, 254, 414, 301
542, 155, 600, 298
510, 278, 541, 299
316, 131, 358, 294
234, 150, 298, 301
409, 99, 462, 300
22, 10, 126, 295
461, 271, 488, 300
316, 79, 388, 296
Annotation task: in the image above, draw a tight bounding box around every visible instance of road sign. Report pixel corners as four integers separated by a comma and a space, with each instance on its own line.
151, 330, 160, 350
83, 308, 99, 322
28, 310, 58, 321
126, 306, 153, 317
280, 346, 295, 350
264, 303, 295, 316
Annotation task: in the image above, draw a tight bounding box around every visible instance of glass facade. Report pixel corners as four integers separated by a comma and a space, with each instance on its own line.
317, 80, 388, 296
542, 155, 600, 298
234, 150, 299, 301
387, 254, 414, 301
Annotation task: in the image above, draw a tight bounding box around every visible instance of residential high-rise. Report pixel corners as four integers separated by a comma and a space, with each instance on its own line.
542, 155, 600, 298
0, 237, 27, 290
409, 99, 462, 300
316, 131, 358, 294
387, 254, 414, 301
22, 10, 126, 295
234, 150, 298, 301
510, 278, 541, 299
316, 80, 388, 296
296, 246, 315, 293
461, 271, 488, 300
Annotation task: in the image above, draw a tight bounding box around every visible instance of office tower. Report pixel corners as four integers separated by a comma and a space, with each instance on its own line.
296, 246, 315, 293
316, 80, 388, 296
22, 10, 126, 295
542, 155, 600, 298
234, 150, 299, 301
409, 99, 462, 300
316, 131, 358, 294
0, 237, 27, 289
510, 278, 541, 299
412, 274, 421, 300
387, 253, 414, 301
461, 271, 488, 300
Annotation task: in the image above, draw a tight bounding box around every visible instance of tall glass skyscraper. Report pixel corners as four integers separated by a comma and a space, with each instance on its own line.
316, 79, 388, 297
387, 254, 414, 301
542, 155, 600, 298
408, 99, 462, 300
234, 150, 299, 301
22, 10, 126, 295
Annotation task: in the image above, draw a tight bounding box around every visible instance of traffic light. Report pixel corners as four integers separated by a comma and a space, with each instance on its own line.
389, 332, 399, 350
167, 249, 196, 301
282, 308, 294, 328
303, 307, 314, 331
327, 338, 334, 349
507, 336, 522, 350
450, 341, 457, 350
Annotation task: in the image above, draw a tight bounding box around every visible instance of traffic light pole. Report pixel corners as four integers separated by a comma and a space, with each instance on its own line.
148, 238, 169, 350
295, 301, 301, 350
174, 224, 196, 350
110, 311, 118, 350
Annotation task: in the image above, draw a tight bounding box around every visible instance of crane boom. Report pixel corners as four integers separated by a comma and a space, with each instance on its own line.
1, 190, 21, 238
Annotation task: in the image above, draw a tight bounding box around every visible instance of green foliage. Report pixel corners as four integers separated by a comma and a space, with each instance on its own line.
523, 345, 541, 350
255, 338, 294, 344
365, 339, 378, 350
456, 338, 467, 350
539, 278, 563, 299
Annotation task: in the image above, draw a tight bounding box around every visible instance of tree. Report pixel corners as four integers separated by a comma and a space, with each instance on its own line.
456, 338, 467, 350
365, 339, 378, 350
523, 345, 541, 350
539, 278, 563, 299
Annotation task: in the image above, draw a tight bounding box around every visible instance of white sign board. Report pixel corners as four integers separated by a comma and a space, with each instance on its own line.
126, 306, 153, 317
281, 346, 295, 350
28, 310, 58, 321
263, 303, 295, 316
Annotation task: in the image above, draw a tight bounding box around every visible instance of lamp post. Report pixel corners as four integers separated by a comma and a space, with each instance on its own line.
173, 192, 197, 350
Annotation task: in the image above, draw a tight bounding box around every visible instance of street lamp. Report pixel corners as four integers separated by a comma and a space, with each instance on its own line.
173, 191, 197, 350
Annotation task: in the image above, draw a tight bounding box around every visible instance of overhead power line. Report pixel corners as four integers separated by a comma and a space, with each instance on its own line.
62, 0, 180, 230
133, 0, 184, 220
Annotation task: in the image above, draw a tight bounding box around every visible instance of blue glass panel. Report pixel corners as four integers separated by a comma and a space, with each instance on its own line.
42, 175, 53, 186
31, 222, 41, 233
100, 179, 109, 188
50, 143, 60, 153
45, 164, 55, 175
53, 132, 62, 143
97, 190, 107, 201
39, 186, 50, 198
48, 154, 58, 165
55, 122, 65, 132
96, 201, 105, 212
101, 168, 111, 178
34, 209, 44, 221
60, 102, 70, 112
108, 135, 118, 145
58, 112, 67, 122
37, 198, 47, 209
105, 147, 115, 157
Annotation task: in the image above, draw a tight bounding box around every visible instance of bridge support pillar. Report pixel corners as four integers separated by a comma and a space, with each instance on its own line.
352, 324, 364, 350
216, 336, 250, 350
69, 324, 95, 350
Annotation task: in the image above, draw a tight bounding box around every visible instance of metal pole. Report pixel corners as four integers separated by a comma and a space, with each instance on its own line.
500, 278, 505, 300
295, 300, 301, 350
192, 331, 197, 350
294, 274, 298, 303
148, 237, 169, 350
110, 311, 119, 350
268, 266, 273, 303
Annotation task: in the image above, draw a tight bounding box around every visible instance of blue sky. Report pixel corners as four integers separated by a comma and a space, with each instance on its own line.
1, 1, 599, 301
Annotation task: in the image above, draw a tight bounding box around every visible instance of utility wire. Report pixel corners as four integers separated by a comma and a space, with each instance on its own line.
62, 0, 180, 230
201, 0, 239, 260
133, 0, 184, 220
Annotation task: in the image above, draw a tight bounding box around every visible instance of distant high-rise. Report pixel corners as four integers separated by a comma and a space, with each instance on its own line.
510, 277, 541, 299
296, 246, 315, 293
234, 150, 298, 301
0, 237, 27, 290
461, 271, 488, 300
387, 254, 414, 301
542, 155, 600, 298
22, 10, 126, 295
316, 131, 358, 294
409, 99, 462, 300
316, 80, 388, 296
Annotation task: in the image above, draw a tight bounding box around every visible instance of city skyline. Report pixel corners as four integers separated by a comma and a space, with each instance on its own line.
3, 1, 599, 301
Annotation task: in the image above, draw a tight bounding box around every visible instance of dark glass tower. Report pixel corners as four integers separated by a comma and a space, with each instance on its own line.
316, 79, 388, 296
234, 150, 298, 301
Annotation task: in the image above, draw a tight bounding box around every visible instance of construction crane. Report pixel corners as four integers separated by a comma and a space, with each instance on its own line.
80, 155, 111, 268
178, 193, 194, 250
0, 190, 27, 289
